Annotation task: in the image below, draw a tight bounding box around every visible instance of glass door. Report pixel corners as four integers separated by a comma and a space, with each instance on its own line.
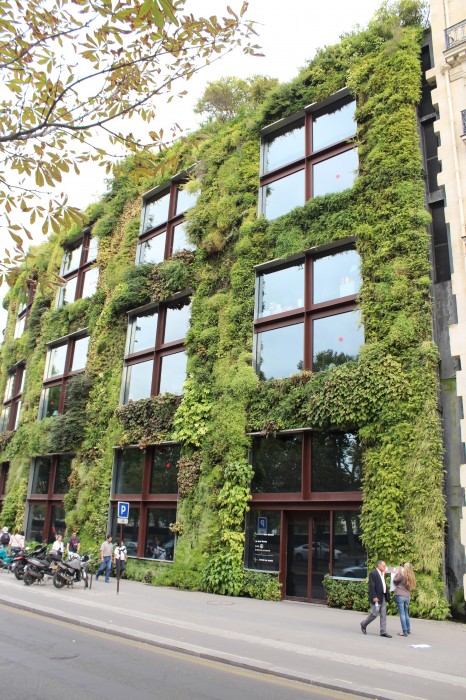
285, 512, 330, 601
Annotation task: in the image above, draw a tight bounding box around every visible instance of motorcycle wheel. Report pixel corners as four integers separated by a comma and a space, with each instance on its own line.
14, 564, 25, 581
23, 572, 35, 586
53, 571, 66, 589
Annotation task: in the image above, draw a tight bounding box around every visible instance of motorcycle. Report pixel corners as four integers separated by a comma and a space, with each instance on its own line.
53, 553, 90, 589
23, 550, 62, 586
13, 545, 47, 580
0, 547, 25, 572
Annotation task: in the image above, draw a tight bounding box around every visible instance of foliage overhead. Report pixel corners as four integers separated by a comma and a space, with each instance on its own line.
194, 75, 279, 121
0, 0, 260, 284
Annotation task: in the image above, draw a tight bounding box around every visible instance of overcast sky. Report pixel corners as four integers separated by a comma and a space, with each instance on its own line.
0, 0, 384, 334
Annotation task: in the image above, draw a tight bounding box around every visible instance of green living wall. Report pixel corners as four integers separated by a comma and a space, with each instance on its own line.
0, 1, 449, 618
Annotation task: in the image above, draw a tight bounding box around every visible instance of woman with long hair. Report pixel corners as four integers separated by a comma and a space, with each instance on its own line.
393, 562, 416, 637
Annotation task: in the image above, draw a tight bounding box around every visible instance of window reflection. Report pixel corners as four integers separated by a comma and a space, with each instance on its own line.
150, 445, 180, 494
163, 301, 191, 344
123, 360, 154, 403
159, 352, 187, 395
176, 186, 198, 215
53, 455, 72, 494
311, 432, 362, 492
137, 233, 167, 265
143, 192, 170, 232
312, 310, 363, 372
40, 384, 61, 418
115, 448, 145, 494
46, 345, 67, 378
312, 101, 356, 152
263, 169, 305, 220
172, 222, 195, 254
71, 336, 89, 372
257, 263, 304, 318
332, 511, 367, 578
127, 311, 158, 354
264, 122, 304, 173
313, 148, 358, 197
112, 507, 140, 556
255, 323, 304, 380
145, 508, 176, 560
252, 434, 302, 493
82, 267, 99, 298
27, 503, 46, 542
87, 237, 99, 263
313, 249, 361, 304
31, 458, 51, 494
61, 244, 83, 275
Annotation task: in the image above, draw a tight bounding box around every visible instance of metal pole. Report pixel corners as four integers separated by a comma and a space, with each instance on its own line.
117, 523, 122, 594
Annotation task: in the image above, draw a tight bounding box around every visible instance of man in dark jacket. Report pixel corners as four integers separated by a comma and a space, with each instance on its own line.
360, 560, 392, 638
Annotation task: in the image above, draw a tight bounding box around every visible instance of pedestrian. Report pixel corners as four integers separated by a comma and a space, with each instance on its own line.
0, 526, 10, 551
393, 562, 416, 637
52, 534, 65, 556
95, 534, 113, 582
66, 531, 81, 557
114, 539, 127, 578
360, 560, 392, 638
9, 529, 25, 553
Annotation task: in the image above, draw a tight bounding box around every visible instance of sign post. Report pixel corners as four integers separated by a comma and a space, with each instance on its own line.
116, 502, 129, 594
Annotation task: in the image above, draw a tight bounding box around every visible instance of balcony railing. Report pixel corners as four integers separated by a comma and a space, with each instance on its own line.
445, 19, 466, 50
462, 109, 466, 137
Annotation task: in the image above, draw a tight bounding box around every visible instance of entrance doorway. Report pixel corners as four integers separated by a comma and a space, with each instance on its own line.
285, 512, 330, 601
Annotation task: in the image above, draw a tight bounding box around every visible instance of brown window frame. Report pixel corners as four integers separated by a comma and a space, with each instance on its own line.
137, 174, 197, 265
26, 453, 73, 542
56, 229, 99, 308
14, 281, 36, 339
110, 444, 179, 559
259, 89, 357, 218
39, 331, 89, 420
121, 297, 190, 403
1, 362, 26, 432
253, 240, 362, 377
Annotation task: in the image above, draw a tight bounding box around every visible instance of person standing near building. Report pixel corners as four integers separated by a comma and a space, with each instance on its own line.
9, 529, 25, 552
360, 560, 392, 637
0, 527, 10, 551
66, 531, 80, 557
52, 534, 65, 556
114, 539, 127, 578
393, 562, 416, 637
95, 534, 113, 582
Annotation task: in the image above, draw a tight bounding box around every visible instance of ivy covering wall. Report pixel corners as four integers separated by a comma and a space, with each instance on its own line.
0, 1, 449, 618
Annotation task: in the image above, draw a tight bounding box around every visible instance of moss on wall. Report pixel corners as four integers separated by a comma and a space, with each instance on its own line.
0, 1, 449, 617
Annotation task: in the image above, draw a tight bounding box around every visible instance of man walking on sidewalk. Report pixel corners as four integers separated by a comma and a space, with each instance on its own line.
360, 560, 392, 638
95, 534, 113, 582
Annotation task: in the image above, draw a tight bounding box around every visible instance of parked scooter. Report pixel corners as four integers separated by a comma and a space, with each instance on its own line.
53, 553, 91, 589
0, 547, 25, 572
13, 545, 47, 580
23, 549, 62, 586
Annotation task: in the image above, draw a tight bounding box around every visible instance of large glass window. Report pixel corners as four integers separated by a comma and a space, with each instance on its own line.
121, 298, 190, 404
56, 231, 99, 308
26, 455, 73, 542
311, 432, 362, 492
111, 445, 179, 559
40, 334, 89, 419
138, 175, 197, 265
245, 510, 281, 572
252, 434, 302, 493
260, 94, 357, 219
254, 246, 362, 379
1, 364, 26, 433
331, 511, 367, 578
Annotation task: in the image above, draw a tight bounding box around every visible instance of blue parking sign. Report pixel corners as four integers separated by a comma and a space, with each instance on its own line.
118, 501, 129, 518
257, 516, 267, 533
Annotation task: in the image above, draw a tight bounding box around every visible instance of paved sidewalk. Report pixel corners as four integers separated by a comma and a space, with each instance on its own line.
0, 572, 465, 700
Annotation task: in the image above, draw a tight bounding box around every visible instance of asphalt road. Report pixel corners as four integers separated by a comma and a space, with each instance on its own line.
0, 606, 364, 700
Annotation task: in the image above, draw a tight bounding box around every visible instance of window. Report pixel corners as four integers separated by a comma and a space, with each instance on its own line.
250, 431, 362, 497
13, 282, 35, 339
56, 230, 99, 308
260, 92, 357, 220
121, 298, 190, 403
331, 511, 367, 578
137, 175, 197, 265
254, 245, 363, 380
111, 444, 180, 559
26, 455, 72, 542
39, 332, 89, 419
1, 364, 26, 432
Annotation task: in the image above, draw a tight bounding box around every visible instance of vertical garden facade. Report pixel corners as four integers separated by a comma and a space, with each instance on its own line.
0, 5, 453, 617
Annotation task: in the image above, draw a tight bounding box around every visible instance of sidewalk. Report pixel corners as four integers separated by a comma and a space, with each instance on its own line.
0, 572, 465, 700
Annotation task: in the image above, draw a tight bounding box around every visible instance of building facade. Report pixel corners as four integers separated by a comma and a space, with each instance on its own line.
0, 2, 461, 616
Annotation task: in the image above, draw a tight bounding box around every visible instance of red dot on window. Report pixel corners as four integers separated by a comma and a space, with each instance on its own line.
166, 463, 171, 469
336, 174, 341, 179
338, 337, 344, 342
